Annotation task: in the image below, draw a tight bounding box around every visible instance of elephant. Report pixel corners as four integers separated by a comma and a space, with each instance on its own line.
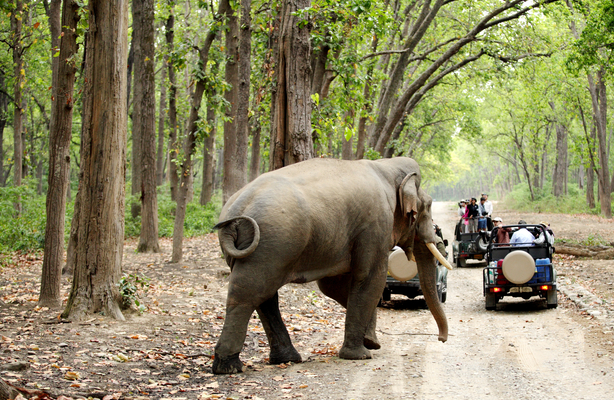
212, 157, 451, 374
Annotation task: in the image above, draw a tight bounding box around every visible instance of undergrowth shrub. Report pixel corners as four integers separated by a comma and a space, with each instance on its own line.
125, 189, 222, 238
0, 182, 48, 253
1, 183, 222, 255
505, 182, 606, 215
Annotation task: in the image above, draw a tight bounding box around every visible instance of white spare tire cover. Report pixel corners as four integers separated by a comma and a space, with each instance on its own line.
502, 251, 535, 284
388, 248, 418, 282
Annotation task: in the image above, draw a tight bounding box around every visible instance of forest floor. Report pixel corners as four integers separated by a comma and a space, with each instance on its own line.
1, 202, 614, 400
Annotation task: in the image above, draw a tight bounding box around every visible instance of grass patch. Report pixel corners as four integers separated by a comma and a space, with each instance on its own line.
504, 182, 609, 215
1, 182, 223, 256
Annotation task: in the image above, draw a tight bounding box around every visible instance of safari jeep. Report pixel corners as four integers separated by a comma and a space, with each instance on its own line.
382, 245, 449, 304
483, 224, 557, 310
452, 230, 489, 267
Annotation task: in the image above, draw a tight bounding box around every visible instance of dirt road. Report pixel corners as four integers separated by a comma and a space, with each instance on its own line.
2, 202, 614, 399
283, 201, 614, 400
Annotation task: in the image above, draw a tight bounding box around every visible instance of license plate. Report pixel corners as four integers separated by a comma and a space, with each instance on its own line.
474, 254, 483, 259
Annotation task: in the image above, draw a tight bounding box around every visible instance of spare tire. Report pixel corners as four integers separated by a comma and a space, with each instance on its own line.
388, 248, 418, 282
476, 235, 488, 252
502, 251, 535, 284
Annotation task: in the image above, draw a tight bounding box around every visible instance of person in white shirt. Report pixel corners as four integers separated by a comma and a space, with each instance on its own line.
482, 193, 493, 217
510, 220, 535, 246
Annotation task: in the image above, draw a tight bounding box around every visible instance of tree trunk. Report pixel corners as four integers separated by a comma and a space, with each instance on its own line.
45, 0, 62, 112
0, 70, 8, 186
171, 0, 231, 263
587, 166, 595, 208
550, 102, 568, 196
222, 6, 241, 204
156, 55, 167, 186
166, 10, 179, 200
62, 0, 129, 322
200, 104, 216, 205
249, 117, 261, 181
11, 0, 24, 191
270, 0, 314, 171
39, 0, 81, 308
588, 70, 611, 218
133, 0, 160, 253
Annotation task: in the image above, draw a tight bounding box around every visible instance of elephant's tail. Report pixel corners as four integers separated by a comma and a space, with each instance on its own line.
213, 216, 260, 259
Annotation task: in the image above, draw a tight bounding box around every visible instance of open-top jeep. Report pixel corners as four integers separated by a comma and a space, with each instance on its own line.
452, 219, 489, 267
483, 224, 556, 310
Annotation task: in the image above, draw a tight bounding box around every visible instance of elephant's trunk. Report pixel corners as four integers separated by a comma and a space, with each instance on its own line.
415, 241, 448, 342
214, 216, 260, 259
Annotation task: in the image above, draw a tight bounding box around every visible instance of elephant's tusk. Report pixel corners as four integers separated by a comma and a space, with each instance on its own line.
426, 242, 453, 270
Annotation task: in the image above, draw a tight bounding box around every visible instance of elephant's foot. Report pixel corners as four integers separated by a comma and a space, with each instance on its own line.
212, 352, 245, 374
269, 346, 302, 365
339, 344, 372, 360
363, 335, 381, 350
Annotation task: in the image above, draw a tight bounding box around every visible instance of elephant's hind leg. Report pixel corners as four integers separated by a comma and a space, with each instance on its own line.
213, 268, 280, 374
257, 292, 302, 365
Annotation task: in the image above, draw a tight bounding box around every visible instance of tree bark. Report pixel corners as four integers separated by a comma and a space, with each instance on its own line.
249, 116, 261, 181
550, 101, 568, 197
62, 0, 129, 322
39, 0, 81, 309
45, 0, 62, 111
156, 56, 168, 186
11, 0, 24, 191
133, 0, 160, 253
166, 10, 179, 200
200, 103, 216, 205
222, 6, 241, 204
587, 69, 611, 218
0, 70, 8, 186
270, 0, 314, 170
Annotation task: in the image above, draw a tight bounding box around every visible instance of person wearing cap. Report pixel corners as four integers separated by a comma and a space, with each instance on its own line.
478, 197, 488, 231
510, 220, 534, 245
493, 217, 511, 244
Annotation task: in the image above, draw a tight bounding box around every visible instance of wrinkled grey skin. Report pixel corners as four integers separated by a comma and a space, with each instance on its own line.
212, 157, 447, 374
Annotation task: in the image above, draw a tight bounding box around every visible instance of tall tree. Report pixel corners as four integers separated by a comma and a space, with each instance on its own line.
39, 0, 81, 308
221, 5, 240, 203
270, 0, 314, 170
0, 69, 8, 186
550, 101, 569, 196
222, 0, 251, 203
171, 0, 231, 263
165, 6, 179, 200
63, 0, 129, 321
132, 0, 160, 252
10, 0, 24, 190
156, 56, 167, 186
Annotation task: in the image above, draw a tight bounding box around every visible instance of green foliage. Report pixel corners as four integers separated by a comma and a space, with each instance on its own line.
125, 188, 223, 239
0, 182, 47, 253
118, 272, 151, 313
505, 182, 609, 215
566, 0, 614, 74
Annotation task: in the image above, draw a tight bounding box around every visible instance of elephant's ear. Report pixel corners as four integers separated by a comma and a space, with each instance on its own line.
399, 173, 421, 225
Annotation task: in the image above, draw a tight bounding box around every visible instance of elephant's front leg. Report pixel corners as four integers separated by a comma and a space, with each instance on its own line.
339, 256, 387, 360
317, 275, 381, 350
256, 292, 302, 365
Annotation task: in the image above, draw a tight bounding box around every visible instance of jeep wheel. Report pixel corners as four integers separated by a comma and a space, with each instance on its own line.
485, 293, 497, 310
547, 289, 558, 309
458, 258, 467, 268
382, 287, 391, 302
